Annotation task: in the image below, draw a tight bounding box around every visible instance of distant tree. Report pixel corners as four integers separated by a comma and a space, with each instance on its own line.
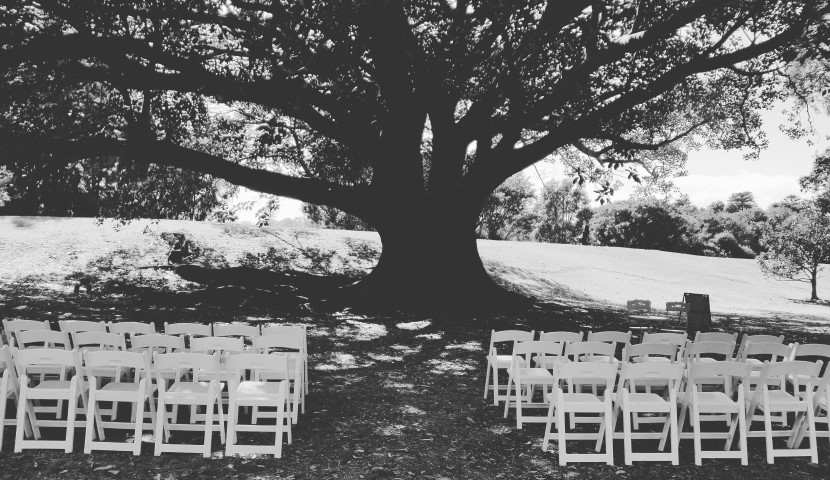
590, 198, 700, 254
303, 203, 373, 231
0, 166, 9, 207
476, 174, 537, 241
801, 149, 830, 214
726, 191, 758, 213
534, 179, 589, 244
707, 200, 726, 214
770, 194, 808, 212
758, 206, 830, 301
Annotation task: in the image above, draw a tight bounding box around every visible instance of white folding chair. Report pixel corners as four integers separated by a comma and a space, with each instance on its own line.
153, 352, 225, 457
2, 319, 51, 348
82, 350, 156, 455
225, 353, 292, 458
682, 340, 736, 365
502, 341, 561, 429
613, 362, 684, 465
789, 356, 830, 451
483, 330, 534, 405
16, 330, 73, 417
73, 332, 128, 420
736, 334, 785, 362
0, 345, 34, 450
13, 348, 88, 453
642, 332, 687, 361
260, 325, 309, 395
163, 322, 212, 350
535, 332, 579, 369
59, 320, 107, 337
623, 343, 678, 364
585, 331, 632, 364
253, 335, 305, 424
678, 360, 751, 465
542, 361, 617, 466
129, 333, 186, 421
744, 360, 822, 464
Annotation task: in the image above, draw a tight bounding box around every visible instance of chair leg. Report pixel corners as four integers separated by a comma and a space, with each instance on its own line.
502, 377, 512, 419
483, 362, 492, 399
604, 397, 614, 465
493, 368, 501, 406
557, 398, 567, 466
216, 395, 226, 445
13, 384, 28, 452
738, 401, 749, 465
65, 382, 78, 453
806, 403, 818, 464
542, 400, 554, 452
203, 399, 214, 458
83, 388, 96, 454
134, 395, 146, 456
670, 401, 680, 465
764, 407, 774, 464
225, 399, 237, 456
154, 397, 165, 456
622, 404, 633, 465
515, 380, 523, 429
275, 399, 284, 459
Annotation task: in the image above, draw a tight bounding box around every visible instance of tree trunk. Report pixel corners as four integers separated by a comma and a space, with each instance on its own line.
347, 204, 526, 311
811, 269, 819, 302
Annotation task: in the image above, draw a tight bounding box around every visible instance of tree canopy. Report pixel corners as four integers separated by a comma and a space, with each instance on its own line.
1, 0, 827, 306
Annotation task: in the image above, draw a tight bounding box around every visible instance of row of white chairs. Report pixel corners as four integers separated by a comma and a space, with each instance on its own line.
484, 331, 830, 466
484, 330, 795, 405
0, 320, 311, 458
1, 345, 296, 457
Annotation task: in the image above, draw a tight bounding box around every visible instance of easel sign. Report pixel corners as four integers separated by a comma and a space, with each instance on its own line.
683, 293, 712, 333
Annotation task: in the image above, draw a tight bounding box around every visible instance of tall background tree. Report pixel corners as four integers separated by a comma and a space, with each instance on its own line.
534, 178, 589, 244
0, 0, 827, 307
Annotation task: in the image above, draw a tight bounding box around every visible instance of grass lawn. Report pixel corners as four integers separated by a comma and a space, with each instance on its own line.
1, 216, 830, 479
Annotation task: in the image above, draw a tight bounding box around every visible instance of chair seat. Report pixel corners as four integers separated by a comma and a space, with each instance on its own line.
514, 368, 554, 382
745, 389, 803, 409
636, 357, 672, 364
581, 355, 619, 364
168, 381, 224, 397
627, 392, 669, 404
695, 391, 736, 406
560, 393, 603, 404
32, 380, 75, 391
100, 382, 143, 393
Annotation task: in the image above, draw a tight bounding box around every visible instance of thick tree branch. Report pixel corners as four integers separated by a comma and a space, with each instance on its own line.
0, 131, 374, 220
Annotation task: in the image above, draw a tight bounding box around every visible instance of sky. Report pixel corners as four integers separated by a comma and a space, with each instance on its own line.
243, 101, 830, 222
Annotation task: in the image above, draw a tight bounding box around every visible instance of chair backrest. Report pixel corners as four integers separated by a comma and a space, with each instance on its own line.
682, 340, 736, 363
153, 352, 220, 380
83, 350, 151, 382
163, 322, 212, 337
694, 331, 738, 344
643, 332, 687, 347
623, 343, 678, 363
511, 340, 564, 366
538, 331, 583, 344
790, 343, 830, 363
2, 319, 51, 347
749, 361, 822, 399
738, 342, 792, 363
618, 361, 685, 396
129, 333, 186, 355
14, 348, 81, 375
107, 321, 156, 336
253, 334, 304, 353
565, 341, 617, 362
72, 331, 127, 352
684, 360, 752, 400
737, 333, 784, 358
554, 361, 618, 395
626, 299, 651, 312
226, 353, 290, 382
58, 320, 107, 334
16, 329, 71, 350
587, 331, 632, 345
190, 336, 245, 355
488, 330, 535, 352
212, 323, 260, 339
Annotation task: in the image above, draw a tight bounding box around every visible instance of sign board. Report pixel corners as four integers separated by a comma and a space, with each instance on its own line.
683, 293, 712, 333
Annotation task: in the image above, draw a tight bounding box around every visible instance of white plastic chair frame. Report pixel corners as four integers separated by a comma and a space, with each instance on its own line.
13, 348, 88, 453
678, 360, 751, 465
73, 332, 128, 420
2, 319, 50, 348
586, 331, 632, 363
694, 331, 738, 345
483, 329, 534, 406
261, 325, 309, 395
681, 341, 736, 365
613, 362, 684, 465
736, 334, 785, 362
252, 335, 306, 424
744, 360, 822, 464
15, 330, 73, 417
623, 343, 678, 364
502, 341, 560, 429
82, 350, 156, 455
642, 332, 687, 361
542, 361, 617, 466
0, 345, 34, 450
789, 357, 830, 452
225, 353, 292, 458
58, 320, 107, 336
163, 322, 212, 349
153, 352, 226, 458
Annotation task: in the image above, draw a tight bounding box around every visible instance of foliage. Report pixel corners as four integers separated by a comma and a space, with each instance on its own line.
758, 205, 830, 300
534, 178, 589, 244
589, 198, 702, 254
711, 232, 756, 259
726, 191, 758, 213
801, 148, 830, 214
303, 203, 373, 231
476, 174, 537, 241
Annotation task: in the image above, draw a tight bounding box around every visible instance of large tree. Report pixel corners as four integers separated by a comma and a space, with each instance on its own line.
0, 0, 826, 307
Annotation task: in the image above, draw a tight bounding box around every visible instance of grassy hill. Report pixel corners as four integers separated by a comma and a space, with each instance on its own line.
0, 216, 827, 321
